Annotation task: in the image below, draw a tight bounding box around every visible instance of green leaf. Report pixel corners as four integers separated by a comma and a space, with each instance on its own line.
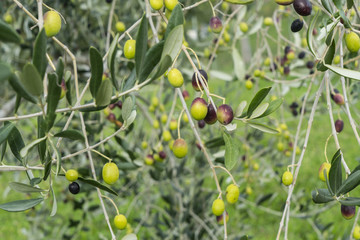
0, 62, 12, 83
224, 0, 254, 4
232, 48, 245, 81
329, 149, 342, 194
324, 63, 360, 81
135, 14, 148, 78
1, 141, 7, 163
247, 87, 271, 117
78, 177, 118, 196
0, 123, 15, 146
247, 122, 279, 134
165, 4, 184, 39
54, 130, 84, 141
324, 168, 334, 196
151, 55, 172, 81
235, 101, 247, 117
46, 73, 61, 131
8, 73, 37, 103
122, 69, 136, 92
307, 11, 319, 58
336, 171, 360, 196
333, 0, 351, 28
9, 182, 45, 193
95, 78, 113, 106
0, 19, 21, 44
108, 34, 119, 90
311, 188, 334, 204
20, 136, 47, 158
43, 154, 52, 181
79, 105, 107, 112
161, 25, 183, 61
51, 142, 62, 175
205, 137, 225, 148
37, 116, 47, 163
122, 96, 135, 121
319, 40, 335, 71
32, 29, 47, 79
139, 41, 165, 83
56, 57, 64, 84
321, 0, 333, 14
340, 197, 360, 206
347, 0, 354, 9
223, 131, 238, 171
50, 186, 57, 216
124, 110, 137, 129
122, 234, 138, 240
256, 98, 283, 119
65, 71, 72, 105
7, 126, 24, 162
0, 198, 43, 212
21, 63, 43, 96
89, 47, 103, 98
249, 102, 269, 119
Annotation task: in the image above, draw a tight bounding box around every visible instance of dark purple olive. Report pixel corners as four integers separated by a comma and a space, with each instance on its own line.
69, 182, 80, 194
198, 120, 206, 128
192, 69, 208, 91
109, 103, 116, 109
341, 205, 356, 220
298, 51, 306, 59
290, 102, 299, 109
204, 104, 217, 125
306, 61, 314, 69
107, 113, 116, 123
291, 19, 304, 32
217, 104, 234, 125
291, 109, 298, 116
284, 45, 291, 55
209, 16, 223, 33
333, 94, 345, 105
116, 101, 122, 109
182, 90, 190, 100
335, 119, 344, 133
284, 66, 290, 75
293, 0, 312, 16
159, 151, 166, 159
331, 89, 340, 100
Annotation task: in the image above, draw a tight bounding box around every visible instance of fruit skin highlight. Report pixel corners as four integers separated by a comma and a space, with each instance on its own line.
167, 68, 184, 87
172, 138, 188, 158
43, 11, 62, 37
102, 162, 120, 185
345, 32, 360, 53
318, 162, 331, 182
114, 214, 127, 230
65, 169, 79, 182
212, 199, 225, 216
282, 171, 293, 186
124, 40, 136, 59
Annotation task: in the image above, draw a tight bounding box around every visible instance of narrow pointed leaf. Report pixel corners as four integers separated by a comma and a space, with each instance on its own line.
139, 41, 165, 83
108, 34, 119, 89
247, 122, 279, 134
0, 19, 21, 44
89, 47, 103, 98
43, 154, 52, 181
336, 171, 360, 196
20, 136, 47, 158
340, 197, 360, 206
329, 149, 342, 194
9, 182, 45, 193
0, 123, 15, 146
307, 11, 319, 57
50, 186, 57, 216
122, 97, 135, 121
311, 188, 334, 204
7, 126, 24, 162
78, 177, 118, 196
324, 63, 360, 81
161, 25, 183, 61
235, 101, 247, 117
54, 130, 84, 141
165, 4, 184, 39
0, 63, 12, 82
223, 131, 238, 171
224, 0, 254, 4
46, 73, 61, 131
8, 73, 37, 103
0, 198, 43, 212
56, 57, 64, 84
37, 116, 46, 163
21, 63, 43, 96
135, 14, 148, 77
247, 87, 272, 117
32, 29, 47, 79
249, 102, 269, 119
151, 55, 172, 81
256, 98, 283, 118
95, 78, 113, 106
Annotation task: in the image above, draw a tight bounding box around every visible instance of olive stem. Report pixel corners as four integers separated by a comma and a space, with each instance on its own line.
91, 149, 112, 162
177, 109, 185, 139
105, 0, 116, 51
102, 194, 120, 216
213, 165, 237, 186
324, 134, 332, 164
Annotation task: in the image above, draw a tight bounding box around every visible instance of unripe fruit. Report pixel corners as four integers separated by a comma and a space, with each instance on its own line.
163, 130, 172, 142
318, 162, 331, 181
172, 138, 188, 158
168, 68, 184, 87
217, 104, 234, 125
210, 16, 223, 33
169, 140, 175, 151
295, 146, 301, 155
169, 119, 178, 130
254, 69, 261, 77
345, 32, 360, 53
182, 113, 189, 123
353, 225, 360, 239
291, 19, 303, 32
341, 205, 356, 220
190, 98, 208, 120
153, 153, 161, 162
102, 162, 119, 185
204, 104, 217, 125
287, 51, 295, 61
275, 0, 294, 5
4, 13, 13, 24
216, 211, 229, 225
66, 169, 79, 182
253, 162, 259, 171
153, 120, 160, 129
145, 154, 154, 165
69, 182, 80, 194
221, 2, 229, 11
239, 22, 248, 33
245, 80, 253, 90
192, 70, 208, 91
212, 199, 225, 216
115, 21, 126, 32
60, 80, 67, 99
151, 96, 159, 107
114, 214, 127, 230
43, 11, 62, 37
277, 142, 284, 151
164, 0, 178, 11
161, 114, 168, 124
124, 40, 136, 59
264, 17, 273, 26
141, 141, 148, 149
264, 57, 271, 66
282, 171, 293, 186
150, 0, 164, 10
246, 186, 253, 195
293, 0, 312, 16
226, 184, 240, 204
335, 119, 344, 133
333, 93, 345, 105
333, 55, 340, 64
